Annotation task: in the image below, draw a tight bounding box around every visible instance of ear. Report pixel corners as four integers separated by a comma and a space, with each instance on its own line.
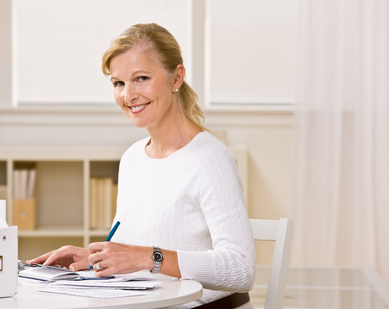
172, 64, 185, 92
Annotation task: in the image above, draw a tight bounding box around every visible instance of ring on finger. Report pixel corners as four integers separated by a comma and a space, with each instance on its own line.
96, 261, 104, 271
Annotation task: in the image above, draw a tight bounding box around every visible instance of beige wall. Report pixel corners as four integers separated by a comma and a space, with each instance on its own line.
204, 110, 294, 218
206, 110, 295, 265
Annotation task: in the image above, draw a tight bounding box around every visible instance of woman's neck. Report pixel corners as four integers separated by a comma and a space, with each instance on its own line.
145, 116, 202, 159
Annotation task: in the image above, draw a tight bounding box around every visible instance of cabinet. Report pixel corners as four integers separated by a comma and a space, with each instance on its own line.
0, 145, 247, 262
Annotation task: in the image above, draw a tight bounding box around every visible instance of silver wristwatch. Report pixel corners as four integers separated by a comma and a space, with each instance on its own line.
151, 247, 163, 274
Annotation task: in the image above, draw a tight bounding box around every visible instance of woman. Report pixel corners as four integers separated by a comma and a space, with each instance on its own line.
28, 23, 255, 308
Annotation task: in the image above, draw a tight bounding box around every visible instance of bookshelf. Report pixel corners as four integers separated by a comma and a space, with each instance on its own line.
0, 145, 248, 262
0, 147, 126, 261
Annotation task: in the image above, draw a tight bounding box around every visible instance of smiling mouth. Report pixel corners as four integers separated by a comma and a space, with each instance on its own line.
129, 103, 150, 113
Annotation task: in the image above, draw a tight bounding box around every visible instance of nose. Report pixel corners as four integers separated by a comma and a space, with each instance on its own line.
123, 84, 138, 104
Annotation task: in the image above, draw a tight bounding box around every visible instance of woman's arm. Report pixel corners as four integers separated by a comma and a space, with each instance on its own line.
177, 143, 256, 292
27, 242, 182, 278
87, 242, 182, 278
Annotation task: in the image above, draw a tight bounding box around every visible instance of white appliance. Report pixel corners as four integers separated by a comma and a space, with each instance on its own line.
0, 200, 18, 298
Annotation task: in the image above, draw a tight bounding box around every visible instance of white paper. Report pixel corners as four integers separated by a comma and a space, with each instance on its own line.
76, 269, 175, 282
18, 265, 80, 281
39, 286, 153, 298
50, 279, 161, 290
31, 269, 173, 299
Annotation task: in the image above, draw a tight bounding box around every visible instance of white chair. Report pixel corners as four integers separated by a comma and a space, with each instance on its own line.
250, 218, 294, 309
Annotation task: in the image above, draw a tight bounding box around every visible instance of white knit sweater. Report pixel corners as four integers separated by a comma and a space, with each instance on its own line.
111, 132, 256, 307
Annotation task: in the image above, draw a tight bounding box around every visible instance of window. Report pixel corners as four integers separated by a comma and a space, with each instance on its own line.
8, 0, 299, 109
205, 0, 299, 108
14, 0, 191, 105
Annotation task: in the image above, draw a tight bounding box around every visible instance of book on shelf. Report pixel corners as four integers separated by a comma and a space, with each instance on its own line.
89, 177, 118, 230
13, 169, 36, 200
0, 185, 7, 199
13, 168, 37, 230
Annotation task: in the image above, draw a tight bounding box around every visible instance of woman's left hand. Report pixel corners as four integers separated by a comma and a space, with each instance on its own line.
88, 242, 152, 277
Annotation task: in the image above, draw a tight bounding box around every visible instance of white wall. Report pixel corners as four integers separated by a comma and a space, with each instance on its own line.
0, 107, 294, 264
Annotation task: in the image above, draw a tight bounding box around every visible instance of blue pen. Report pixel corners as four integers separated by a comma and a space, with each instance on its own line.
105, 221, 121, 242
89, 221, 121, 271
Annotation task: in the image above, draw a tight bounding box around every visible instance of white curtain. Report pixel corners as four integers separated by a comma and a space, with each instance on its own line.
292, 0, 389, 283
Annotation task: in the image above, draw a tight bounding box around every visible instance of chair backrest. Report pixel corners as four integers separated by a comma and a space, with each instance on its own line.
250, 218, 294, 309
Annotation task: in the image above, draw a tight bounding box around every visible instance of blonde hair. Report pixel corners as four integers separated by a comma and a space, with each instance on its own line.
102, 23, 207, 132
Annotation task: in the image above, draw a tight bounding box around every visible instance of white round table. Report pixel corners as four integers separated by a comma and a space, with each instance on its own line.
0, 278, 203, 309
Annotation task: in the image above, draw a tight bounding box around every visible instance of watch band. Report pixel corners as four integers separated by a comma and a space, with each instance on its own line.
151, 247, 163, 274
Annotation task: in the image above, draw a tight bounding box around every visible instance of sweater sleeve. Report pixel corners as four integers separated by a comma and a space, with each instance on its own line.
176, 143, 256, 292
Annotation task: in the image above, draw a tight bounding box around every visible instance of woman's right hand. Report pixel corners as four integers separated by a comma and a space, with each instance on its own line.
26, 245, 90, 271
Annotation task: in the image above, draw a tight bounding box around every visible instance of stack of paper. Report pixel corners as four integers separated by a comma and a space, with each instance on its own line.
19, 264, 80, 281
42, 272, 165, 299
19, 267, 171, 299
39, 287, 153, 298
49, 278, 160, 290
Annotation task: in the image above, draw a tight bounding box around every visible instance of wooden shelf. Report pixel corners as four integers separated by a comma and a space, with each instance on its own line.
18, 225, 85, 237
88, 229, 112, 237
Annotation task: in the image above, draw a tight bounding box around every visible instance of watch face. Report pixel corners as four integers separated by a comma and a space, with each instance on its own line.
153, 251, 163, 262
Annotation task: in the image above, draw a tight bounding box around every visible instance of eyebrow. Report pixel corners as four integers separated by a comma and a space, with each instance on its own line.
110, 70, 151, 82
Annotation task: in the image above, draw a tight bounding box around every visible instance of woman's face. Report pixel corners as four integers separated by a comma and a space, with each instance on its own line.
109, 47, 179, 130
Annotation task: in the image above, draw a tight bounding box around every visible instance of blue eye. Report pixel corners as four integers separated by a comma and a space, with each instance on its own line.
137, 76, 149, 82
113, 81, 124, 87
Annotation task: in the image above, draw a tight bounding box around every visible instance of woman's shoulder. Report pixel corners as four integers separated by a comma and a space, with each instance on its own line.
121, 137, 149, 158
188, 131, 235, 165
188, 132, 242, 188
190, 131, 227, 150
